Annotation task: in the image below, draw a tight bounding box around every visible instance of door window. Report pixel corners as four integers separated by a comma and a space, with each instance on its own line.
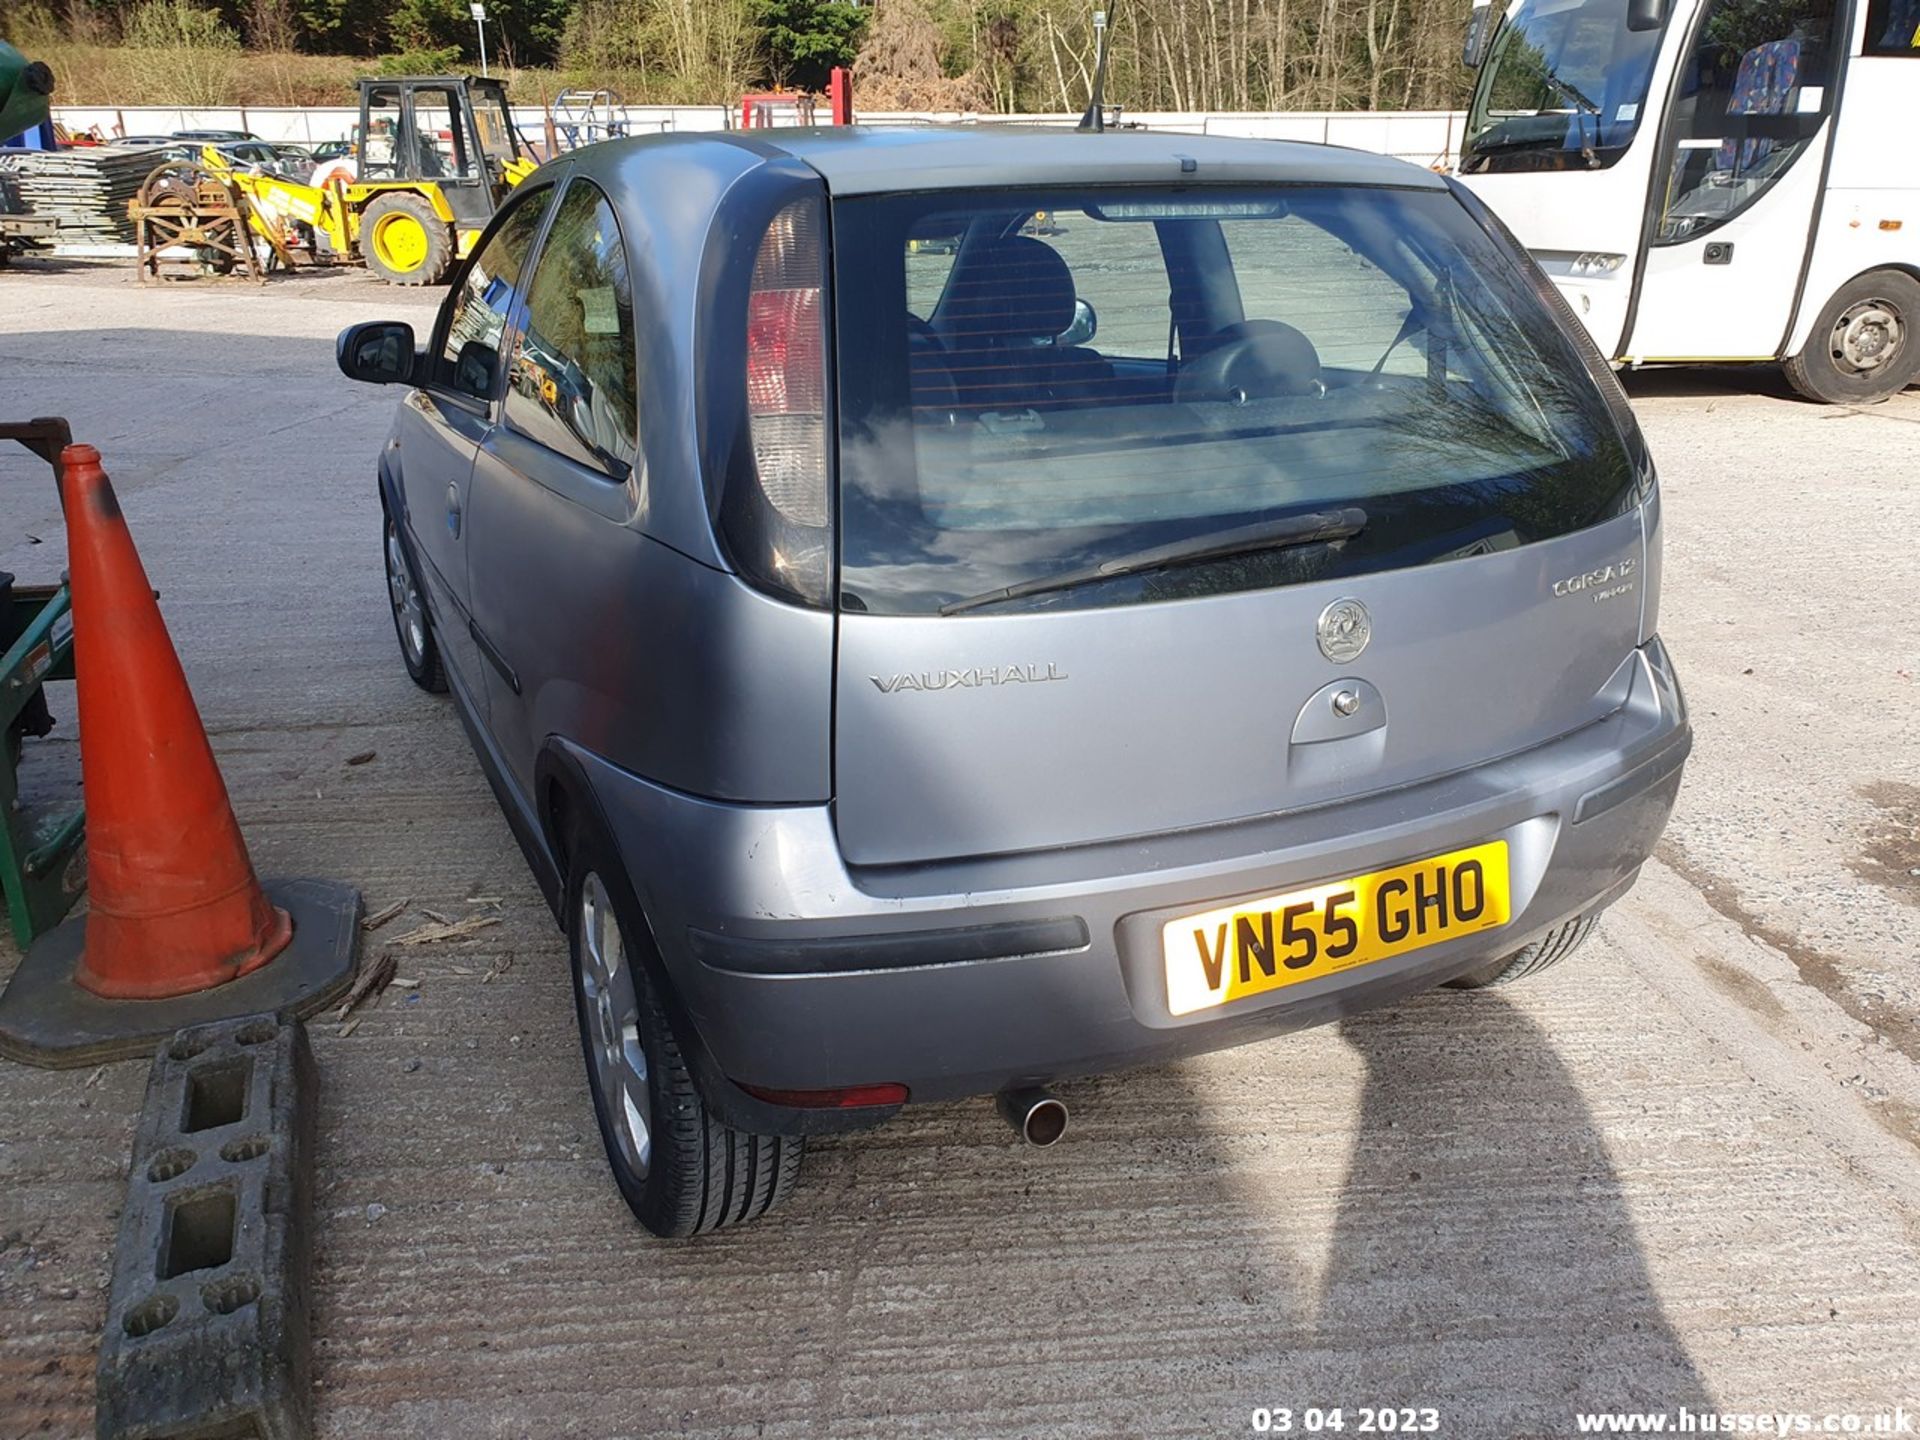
1652, 0, 1840, 244
1865, 0, 1920, 52
408, 86, 477, 182
436, 184, 555, 399
503, 180, 639, 477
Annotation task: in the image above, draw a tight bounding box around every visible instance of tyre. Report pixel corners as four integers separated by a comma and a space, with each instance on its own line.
1783, 269, 1920, 405
360, 192, 454, 286
565, 820, 804, 1238
383, 511, 447, 693
1446, 911, 1600, 990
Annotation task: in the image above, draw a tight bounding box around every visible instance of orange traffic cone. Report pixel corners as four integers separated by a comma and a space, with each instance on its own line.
59, 444, 293, 999
0, 431, 360, 1069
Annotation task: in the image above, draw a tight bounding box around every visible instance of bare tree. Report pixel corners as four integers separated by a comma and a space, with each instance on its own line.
245, 0, 299, 53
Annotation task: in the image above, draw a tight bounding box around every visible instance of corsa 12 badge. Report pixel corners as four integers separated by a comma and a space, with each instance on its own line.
1553, 555, 1637, 605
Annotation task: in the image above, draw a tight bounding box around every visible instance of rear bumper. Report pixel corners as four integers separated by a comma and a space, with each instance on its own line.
574, 639, 1689, 1124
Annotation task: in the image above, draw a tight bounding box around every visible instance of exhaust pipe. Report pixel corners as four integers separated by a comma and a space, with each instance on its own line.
997, 1087, 1069, 1147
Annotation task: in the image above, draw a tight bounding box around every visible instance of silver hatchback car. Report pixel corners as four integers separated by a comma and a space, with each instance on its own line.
338, 128, 1690, 1237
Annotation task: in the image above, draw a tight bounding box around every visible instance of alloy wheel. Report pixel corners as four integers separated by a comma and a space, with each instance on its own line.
385, 522, 428, 665
579, 871, 651, 1179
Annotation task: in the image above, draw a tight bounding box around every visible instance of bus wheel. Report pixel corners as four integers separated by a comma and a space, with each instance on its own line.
361, 192, 454, 286
1784, 270, 1920, 405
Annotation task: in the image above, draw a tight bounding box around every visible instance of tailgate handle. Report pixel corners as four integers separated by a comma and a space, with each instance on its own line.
1291, 678, 1386, 745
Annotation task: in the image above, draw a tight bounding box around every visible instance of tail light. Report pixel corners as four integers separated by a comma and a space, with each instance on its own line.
725, 195, 832, 606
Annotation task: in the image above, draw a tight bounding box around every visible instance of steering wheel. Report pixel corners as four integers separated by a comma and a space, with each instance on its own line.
1175, 320, 1326, 403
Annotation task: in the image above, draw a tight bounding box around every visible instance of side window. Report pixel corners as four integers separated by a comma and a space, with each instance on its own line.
1865, 0, 1920, 52
503, 181, 639, 477
437, 185, 554, 399
905, 221, 965, 321
1223, 218, 1422, 376
1653, 0, 1841, 244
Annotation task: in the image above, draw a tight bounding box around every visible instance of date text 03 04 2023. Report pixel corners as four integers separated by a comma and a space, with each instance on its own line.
1162, 840, 1512, 1015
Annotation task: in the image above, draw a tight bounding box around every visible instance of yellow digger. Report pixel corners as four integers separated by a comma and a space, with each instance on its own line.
208, 75, 536, 285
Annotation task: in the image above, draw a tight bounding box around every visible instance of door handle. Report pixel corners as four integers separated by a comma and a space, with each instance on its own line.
445, 480, 462, 538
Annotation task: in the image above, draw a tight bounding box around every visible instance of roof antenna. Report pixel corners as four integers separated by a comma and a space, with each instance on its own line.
1077, 7, 1113, 132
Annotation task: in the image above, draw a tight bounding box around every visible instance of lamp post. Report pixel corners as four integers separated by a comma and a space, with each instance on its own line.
1078, 7, 1112, 132
470, 2, 489, 77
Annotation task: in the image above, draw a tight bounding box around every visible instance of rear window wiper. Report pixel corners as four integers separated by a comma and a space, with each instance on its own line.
938, 507, 1368, 616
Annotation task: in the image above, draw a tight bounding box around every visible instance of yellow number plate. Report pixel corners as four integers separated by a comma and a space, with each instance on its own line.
1162, 840, 1511, 1016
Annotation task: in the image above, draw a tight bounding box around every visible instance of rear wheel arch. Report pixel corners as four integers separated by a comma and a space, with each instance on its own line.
529, 741, 877, 1142
533, 743, 674, 954
534, 747, 684, 1045
534, 744, 601, 928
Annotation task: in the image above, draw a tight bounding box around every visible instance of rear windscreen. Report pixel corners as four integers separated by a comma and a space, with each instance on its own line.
832, 184, 1638, 616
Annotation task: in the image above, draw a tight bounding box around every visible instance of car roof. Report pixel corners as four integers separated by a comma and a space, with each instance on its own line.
693, 125, 1451, 198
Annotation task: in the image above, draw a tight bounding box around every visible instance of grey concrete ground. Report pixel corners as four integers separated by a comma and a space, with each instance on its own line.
0, 261, 1915, 1440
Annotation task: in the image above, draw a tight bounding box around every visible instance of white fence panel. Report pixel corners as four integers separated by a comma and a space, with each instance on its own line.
53, 103, 1470, 165
1324, 111, 1460, 165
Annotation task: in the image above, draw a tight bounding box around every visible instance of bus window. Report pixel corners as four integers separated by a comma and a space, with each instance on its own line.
1865, 0, 1920, 52
1652, 0, 1840, 243
1461, 0, 1663, 173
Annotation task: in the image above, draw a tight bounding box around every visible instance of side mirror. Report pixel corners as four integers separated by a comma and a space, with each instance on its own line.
1057, 297, 1097, 347
336, 321, 417, 385
1626, 0, 1666, 29
453, 339, 497, 397
1462, 4, 1498, 67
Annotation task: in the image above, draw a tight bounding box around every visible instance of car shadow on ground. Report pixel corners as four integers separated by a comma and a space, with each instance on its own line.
751, 989, 1715, 1438
1313, 1000, 1713, 1431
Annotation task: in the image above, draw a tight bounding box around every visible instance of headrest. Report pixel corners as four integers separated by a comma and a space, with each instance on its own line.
1175, 319, 1324, 403
940, 235, 1079, 345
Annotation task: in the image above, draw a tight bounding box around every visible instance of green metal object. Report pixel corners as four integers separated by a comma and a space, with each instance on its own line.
0, 419, 86, 948
0, 40, 56, 145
